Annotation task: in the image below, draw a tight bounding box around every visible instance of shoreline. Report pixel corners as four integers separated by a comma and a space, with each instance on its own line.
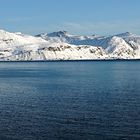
0, 59, 140, 62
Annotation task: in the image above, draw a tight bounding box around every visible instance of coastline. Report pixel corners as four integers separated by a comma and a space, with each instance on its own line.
0, 59, 140, 62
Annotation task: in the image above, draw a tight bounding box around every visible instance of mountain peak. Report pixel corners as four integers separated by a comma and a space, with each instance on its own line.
116, 32, 134, 38
48, 31, 70, 37
57, 31, 68, 35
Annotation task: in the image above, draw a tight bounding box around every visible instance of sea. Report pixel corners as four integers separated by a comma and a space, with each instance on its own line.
0, 61, 140, 140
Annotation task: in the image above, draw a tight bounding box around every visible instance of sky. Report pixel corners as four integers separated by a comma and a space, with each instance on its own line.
0, 0, 140, 35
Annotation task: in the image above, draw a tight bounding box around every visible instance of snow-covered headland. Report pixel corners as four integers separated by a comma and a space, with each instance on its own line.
0, 29, 140, 61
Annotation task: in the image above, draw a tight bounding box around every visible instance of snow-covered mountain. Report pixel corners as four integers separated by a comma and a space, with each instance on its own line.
37, 31, 140, 59
0, 29, 139, 61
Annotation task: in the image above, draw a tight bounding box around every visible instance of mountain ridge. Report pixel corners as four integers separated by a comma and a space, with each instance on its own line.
0, 29, 139, 60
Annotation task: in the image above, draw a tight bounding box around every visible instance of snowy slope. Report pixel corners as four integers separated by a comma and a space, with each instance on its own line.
0, 29, 108, 60
106, 36, 135, 59
0, 29, 139, 60
37, 31, 140, 59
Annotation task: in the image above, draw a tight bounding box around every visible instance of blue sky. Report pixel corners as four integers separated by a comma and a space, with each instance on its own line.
0, 0, 140, 35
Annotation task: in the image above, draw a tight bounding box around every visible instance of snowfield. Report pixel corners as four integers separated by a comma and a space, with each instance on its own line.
0, 29, 140, 61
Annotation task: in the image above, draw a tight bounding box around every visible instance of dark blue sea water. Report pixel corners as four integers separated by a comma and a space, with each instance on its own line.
0, 61, 140, 140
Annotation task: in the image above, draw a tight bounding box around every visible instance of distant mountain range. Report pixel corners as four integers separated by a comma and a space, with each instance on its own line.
0, 29, 140, 61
